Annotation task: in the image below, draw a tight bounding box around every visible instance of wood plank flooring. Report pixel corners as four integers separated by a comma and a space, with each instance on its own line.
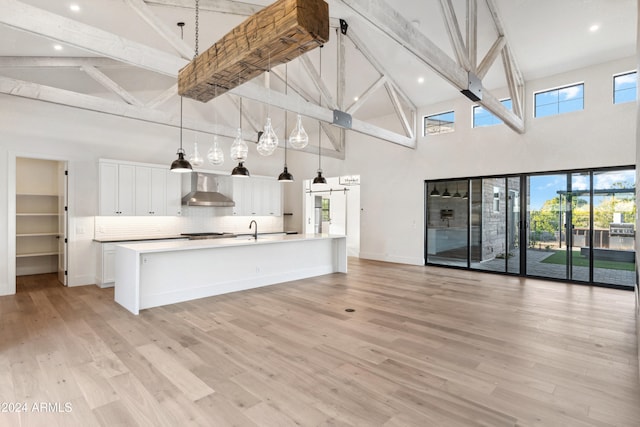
1, 258, 639, 426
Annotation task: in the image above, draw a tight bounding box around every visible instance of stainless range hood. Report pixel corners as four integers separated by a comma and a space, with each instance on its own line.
181, 172, 235, 207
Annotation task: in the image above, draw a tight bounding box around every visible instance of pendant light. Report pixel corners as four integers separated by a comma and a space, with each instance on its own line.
442, 188, 451, 198
289, 59, 309, 149
312, 46, 327, 185
207, 84, 224, 166
170, 24, 192, 173
230, 94, 249, 177
278, 64, 294, 182
453, 184, 462, 198
430, 186, 440, 197
257, 53, 278, 156
189, 136, 204, 167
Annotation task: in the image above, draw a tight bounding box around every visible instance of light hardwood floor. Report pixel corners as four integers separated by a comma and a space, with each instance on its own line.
1, 258, 639, 426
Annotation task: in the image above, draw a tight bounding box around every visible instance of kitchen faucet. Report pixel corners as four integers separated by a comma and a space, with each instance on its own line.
249, 220, 258, 240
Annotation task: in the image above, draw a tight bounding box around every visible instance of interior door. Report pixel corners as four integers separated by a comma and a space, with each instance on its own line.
57, 161, 68, 285
328, 190, 347, 235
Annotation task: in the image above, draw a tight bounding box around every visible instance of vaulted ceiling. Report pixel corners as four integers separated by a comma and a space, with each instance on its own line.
0, 0, 636, 157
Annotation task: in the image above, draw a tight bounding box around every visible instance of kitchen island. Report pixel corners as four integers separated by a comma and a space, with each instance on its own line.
114, 234, 347, 315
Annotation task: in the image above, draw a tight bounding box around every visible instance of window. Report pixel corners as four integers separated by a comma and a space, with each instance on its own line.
614, 71, 637, 104
534, 83, 584, 118
472, 99, 512, 127
424, 111, 454, 135
321, 198, 330, 222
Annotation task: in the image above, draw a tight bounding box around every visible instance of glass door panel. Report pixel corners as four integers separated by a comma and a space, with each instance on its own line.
426, 180, 468, 267
507, 177, 521, 274
592, 170, 636, 287
568, 172, 590, 282
526, 174, 568, 280
470, 178, 507, 273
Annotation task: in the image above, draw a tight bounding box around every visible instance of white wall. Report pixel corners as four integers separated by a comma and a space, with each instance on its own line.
0, 56, 636, 294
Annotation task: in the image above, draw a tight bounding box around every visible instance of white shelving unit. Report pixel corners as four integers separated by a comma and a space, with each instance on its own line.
16, 193, 60, 275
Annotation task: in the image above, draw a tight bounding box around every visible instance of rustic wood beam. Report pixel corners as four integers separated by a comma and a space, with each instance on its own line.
0, 0, 187, 76
340, 0, 524, 134
81, 65, 143, 106
178, 0, 330, 102
126, 0, 195, 60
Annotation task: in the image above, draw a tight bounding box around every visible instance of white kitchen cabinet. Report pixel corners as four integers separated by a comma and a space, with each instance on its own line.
166, 171, 182, 216
96, 238, 187, 287
231, 177, 281, 216
135, 166, 167, 216
99, 161, 135, 216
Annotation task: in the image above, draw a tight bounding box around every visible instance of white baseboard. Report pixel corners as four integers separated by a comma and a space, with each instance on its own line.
358, 252, 424, 266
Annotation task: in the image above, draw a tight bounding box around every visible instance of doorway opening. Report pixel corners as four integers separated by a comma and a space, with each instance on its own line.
15, 157, 68, 289
303, 175, 360, 257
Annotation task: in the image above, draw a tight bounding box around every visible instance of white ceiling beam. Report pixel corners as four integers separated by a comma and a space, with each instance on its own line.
81, 65, 143, 106
384, 82, 413, 139
0, 75, 238, 138
340, 0, 524, 134
146, 83, 178, 108
0, 0, 187, 77
466, 0, 477, 71
300, 54, 338, 111
346, 76, 386, 115
232, 81, 416, 148
439, 0, 471, 71
346, 28, 416, 111
0, 57, 127, 68
476, 36, 505, 79
125, 0, 195, 60
144, 0, 263, 16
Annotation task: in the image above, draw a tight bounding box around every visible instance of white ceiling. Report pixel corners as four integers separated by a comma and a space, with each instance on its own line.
0, 0, 636, 136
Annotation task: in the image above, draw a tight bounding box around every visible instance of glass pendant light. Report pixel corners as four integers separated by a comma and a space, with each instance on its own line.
207, 135, 224, 165
189, 138, 204, 167
257, 54, 278, 156
312, 46, 326, 185
289, 114, 309, 149
278, 64, 294, 182
231, 95, 249, 177
257, 117, 278, 156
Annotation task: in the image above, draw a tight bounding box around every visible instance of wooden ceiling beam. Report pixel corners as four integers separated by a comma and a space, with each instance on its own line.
178, 0, 330, 102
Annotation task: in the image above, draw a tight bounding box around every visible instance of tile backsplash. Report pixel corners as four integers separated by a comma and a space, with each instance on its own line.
94, 208, 284, 240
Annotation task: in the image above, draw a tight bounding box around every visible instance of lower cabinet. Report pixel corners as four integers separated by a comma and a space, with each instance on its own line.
96, 239, 187, 288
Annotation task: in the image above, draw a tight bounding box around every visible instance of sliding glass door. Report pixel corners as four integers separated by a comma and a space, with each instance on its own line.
426, 167, 636, 289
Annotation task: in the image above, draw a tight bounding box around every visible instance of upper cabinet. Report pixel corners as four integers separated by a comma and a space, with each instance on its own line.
232, 177, 282, 216
99, 160, 181, 216
99, 162, 135, 216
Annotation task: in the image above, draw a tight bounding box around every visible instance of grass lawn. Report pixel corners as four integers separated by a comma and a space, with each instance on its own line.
540, 249, 636, 271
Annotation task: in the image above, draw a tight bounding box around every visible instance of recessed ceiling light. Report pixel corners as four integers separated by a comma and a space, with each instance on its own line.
69, 4, 80, 12
589, 24, 600, 32
353, 96, 359, 101
53, 44, 63, 51
417, 77, 425, 84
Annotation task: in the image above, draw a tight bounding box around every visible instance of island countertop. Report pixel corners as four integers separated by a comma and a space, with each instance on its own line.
117, 233, 343, 253
114, 233, 347, 314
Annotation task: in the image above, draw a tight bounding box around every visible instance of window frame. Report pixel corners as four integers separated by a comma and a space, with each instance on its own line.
423, 110, 455, 136
472, 98, 512, 128
613, 70, 637, 105
533, 82, 584, 118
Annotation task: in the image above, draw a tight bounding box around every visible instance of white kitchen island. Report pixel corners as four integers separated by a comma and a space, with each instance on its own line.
114, 234, 347, 315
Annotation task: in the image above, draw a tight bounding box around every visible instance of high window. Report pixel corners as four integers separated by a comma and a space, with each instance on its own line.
534, 83, 584, 117
472, 99, 512, 127
613, 71, 637, 104
424, 111, 455, 135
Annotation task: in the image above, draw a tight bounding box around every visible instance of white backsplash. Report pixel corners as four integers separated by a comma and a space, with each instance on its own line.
94, 209, 284, 240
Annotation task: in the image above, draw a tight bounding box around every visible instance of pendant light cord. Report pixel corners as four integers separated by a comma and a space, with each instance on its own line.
318, 45, 323, 170
194, 0, 199, 58
284, 64, 288, 166
180, 96, 183, 151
